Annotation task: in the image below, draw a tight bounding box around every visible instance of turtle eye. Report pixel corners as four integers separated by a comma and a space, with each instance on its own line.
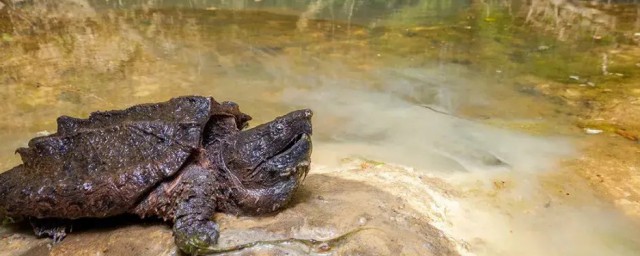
271, 123, 286, 137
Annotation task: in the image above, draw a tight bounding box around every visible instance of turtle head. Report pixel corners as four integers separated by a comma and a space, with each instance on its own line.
220, 109, 312, 215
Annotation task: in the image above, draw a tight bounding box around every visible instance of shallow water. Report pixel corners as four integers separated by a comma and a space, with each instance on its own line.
1, 0, 640, 255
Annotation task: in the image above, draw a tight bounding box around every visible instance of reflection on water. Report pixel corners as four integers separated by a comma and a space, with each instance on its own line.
1, 0, 640, 255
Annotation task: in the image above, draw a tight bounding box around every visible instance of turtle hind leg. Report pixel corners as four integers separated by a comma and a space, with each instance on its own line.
29, 218, 72, 243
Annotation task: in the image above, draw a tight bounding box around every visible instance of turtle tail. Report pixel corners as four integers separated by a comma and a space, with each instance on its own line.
0, 165, 23, 222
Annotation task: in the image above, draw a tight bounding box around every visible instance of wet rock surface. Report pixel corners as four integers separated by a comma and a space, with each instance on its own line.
0, 166, 459, 256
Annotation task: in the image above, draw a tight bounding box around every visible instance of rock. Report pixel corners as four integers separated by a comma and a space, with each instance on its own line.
0, 171, 459, 256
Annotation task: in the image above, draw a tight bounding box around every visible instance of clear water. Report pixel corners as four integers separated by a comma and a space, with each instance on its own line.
1, 0, 640, 255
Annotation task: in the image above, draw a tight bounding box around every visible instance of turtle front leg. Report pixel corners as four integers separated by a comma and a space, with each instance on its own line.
171, 164, 219, 254
29, 218, 72, 243
173, 210, 219, 254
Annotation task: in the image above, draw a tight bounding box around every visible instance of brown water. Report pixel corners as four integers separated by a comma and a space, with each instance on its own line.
1, 0, 640, 255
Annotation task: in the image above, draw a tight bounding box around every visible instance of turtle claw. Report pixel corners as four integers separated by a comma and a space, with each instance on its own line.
29, 218, 71, 244
51, 228, 68, 244
173, 219, 220, 254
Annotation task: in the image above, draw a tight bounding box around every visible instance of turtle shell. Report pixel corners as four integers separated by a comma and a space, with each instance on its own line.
0, 96, 234, 219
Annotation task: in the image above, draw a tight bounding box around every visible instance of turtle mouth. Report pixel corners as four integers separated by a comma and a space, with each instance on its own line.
275, 133, 312, 178
275, 133, 310, 157
254, 132, 312, 178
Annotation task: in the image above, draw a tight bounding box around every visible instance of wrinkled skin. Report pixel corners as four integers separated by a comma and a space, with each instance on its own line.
0, 96, 312, 254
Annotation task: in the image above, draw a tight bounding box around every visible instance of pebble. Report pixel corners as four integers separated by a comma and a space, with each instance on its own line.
584, 128, 603, 134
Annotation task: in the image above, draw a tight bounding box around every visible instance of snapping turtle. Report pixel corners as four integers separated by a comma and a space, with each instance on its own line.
0, 96, 313, 254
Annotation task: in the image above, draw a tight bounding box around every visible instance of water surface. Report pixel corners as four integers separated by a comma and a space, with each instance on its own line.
1, 0, 640, 255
